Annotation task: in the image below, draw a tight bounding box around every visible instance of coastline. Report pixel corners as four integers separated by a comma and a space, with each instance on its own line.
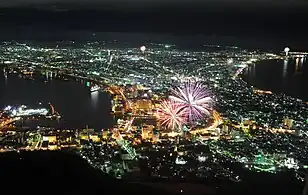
237, 57, 308, 102
0, 67, 113, 130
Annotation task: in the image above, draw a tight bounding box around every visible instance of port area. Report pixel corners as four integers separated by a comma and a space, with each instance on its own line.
0, 103, 61, 129
0, 104, 66, 151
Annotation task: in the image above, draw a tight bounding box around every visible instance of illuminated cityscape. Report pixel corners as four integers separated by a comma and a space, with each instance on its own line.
0, 41, 308, 188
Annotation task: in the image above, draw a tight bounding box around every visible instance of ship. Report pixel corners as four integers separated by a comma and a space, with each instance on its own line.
90, 85, 100, 92
45, 114, 61, 119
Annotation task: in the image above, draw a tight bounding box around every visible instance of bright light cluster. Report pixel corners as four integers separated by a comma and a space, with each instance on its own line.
156, 100, 188, 131
4, 105, 49, 117
169, 81, 213, 123
157, 81, 213, 131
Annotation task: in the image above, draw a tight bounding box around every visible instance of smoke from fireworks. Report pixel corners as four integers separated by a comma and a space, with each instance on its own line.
169, 81, 212, 122
156, 100, 187, 130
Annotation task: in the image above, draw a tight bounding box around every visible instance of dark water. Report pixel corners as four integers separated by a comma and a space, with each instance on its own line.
243, 58, 308, 101
0, 70, 113, 131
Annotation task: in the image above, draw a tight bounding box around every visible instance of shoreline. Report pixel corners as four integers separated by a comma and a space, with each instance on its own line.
0, 67, 113, 131
237, 58, 308, 102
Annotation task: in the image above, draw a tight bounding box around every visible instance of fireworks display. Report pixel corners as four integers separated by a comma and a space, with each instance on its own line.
156, 100, 187, 130
169, 81, 212, 122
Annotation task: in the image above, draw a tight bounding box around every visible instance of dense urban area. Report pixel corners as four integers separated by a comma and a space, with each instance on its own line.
0, 41, 308, 189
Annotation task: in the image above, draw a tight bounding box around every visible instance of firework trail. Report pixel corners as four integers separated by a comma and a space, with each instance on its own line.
169, 81, 212, 122
156, 100, 187, 131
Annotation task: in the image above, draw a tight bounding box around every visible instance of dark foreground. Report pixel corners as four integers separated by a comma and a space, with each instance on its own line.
0, 151, 304, 195
0, 151, 174, 195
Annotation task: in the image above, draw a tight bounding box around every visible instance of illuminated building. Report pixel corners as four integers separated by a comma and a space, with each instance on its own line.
231, 130, 243, 140
41, 136, 58, 150
48, 144, 58, 150
102, 130, 111, 139
253, 154, 276, 172
152, 133, 160, 142
43, 135, 57, 143
141, 125, 154, 139
242, 119, 253, 126
215, 128, 221, 136
79, 134, 89, 141
132, 84, 138, 98
79, 128, 95, 141
175, 156, 187, 165
177, 147, 186, 156
284, 118, 294, 129
152, 128, 160, 142
115, 136, 137, 159
111, 95, 125, 114
89, 135, 101, 142
133, 99, 153, 111
222, 125, 229, 134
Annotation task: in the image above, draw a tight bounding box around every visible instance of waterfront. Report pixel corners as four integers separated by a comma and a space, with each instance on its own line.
0, 69, 113, 130
243, 58, 308, 101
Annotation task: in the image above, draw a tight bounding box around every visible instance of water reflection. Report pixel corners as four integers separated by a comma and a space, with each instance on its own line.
294, 57, 304, 75
91, 91, 99, 108
246, 63, 256, 77
283, 59, 288, 78
243, 59, 308, 101
45, 71, 54, 80
3, 69, 7, 84
295, 58, 300, 74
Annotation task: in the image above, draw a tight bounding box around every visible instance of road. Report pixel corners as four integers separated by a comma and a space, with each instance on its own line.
231, 123, 296, 134
161, 115, 222, 137
190, 111, 223, 135
190, 119, 223, 135
0, 117, 20, 130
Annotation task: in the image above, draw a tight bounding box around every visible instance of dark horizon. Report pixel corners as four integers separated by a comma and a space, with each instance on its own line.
0, 2, 308, 51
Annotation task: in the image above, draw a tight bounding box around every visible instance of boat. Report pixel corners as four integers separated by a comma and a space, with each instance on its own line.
45, 114, 61, 119
229, 175, 242, 183
90, 85, 100, 92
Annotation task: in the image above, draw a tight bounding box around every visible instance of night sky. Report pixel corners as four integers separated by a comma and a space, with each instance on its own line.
0, 0, 307, 50
0, 0, 307, 7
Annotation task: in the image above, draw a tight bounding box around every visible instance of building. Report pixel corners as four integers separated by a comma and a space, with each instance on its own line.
43, 135, 57, 143
222, 125, 229, 134
284, 118, 294, 129
132, 99, 153, 113
141, 125, 154, 139
42, 135, 58, 150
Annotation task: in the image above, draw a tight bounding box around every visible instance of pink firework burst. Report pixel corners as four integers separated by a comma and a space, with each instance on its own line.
156, 100, 187, 130
169, 81, 212, 122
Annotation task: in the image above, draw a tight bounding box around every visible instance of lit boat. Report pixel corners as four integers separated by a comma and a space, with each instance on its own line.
229, 175, 242, 183
90, 85, 100, 92
46, 115, 61, 119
